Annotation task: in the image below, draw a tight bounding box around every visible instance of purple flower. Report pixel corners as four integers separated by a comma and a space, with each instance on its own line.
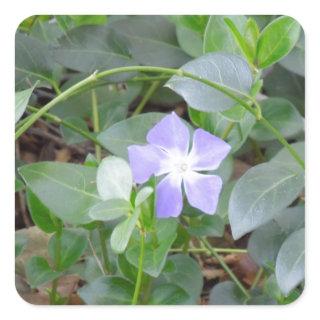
128, 112, 231, 218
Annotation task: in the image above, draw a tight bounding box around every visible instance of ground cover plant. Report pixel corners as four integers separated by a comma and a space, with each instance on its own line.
15, 15, 305, 305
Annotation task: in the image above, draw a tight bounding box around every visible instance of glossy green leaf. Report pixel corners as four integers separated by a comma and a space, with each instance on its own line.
15, 82, 37, 123
229, 162, 304, 239
209, 281, 246, 305
54, 25, 137, 75
98, 112, 165, 159
96, 156, 133, 201
109, 16, 191, 67
203, 16, 247, 54
48, 229, 87, 271
171, 15, 209, 34
26, 188, 62, 233
166, 52, 253, 112
78, 276, 134, 305
15, 33, 55, 87
126, 219, 178, 277
60, 117, 90, 145
148, 284, 189, 305
89, 199, 132, 221
256, 16, 301, 69
250, 98, 303, 141
187, 214, 225, 237
19, 162, 100, 225
26, 256, 61, 289
117, 254, 139, 283
276, 228, 305, 296
161, 254, 203, 304
176, 25, 203, 57
110, 208, 140, 254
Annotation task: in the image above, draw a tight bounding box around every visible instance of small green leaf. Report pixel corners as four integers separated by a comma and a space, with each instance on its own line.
26, 188, 62, 234
186, 213, 225, 237
89, 199, 132, 221
15, 233, 28, 257
15, 82, 38, 123
250, 98, 303, 141
276, 228, 305, 296
229, 162, 304, 239
256, 16, 301, 69
166, 52, 253, 112
19, 162, 99, 225
110, 208, 141, 254
135, 186, 154, 207
48, 229, 87, 271
78, 276, 134, 305
26, 256, 61, 289
148, 284, 189, 305
15, 178, 25, 192
96, 156, 133, 201
203, 16, 247, 55
126, 219, 178, 277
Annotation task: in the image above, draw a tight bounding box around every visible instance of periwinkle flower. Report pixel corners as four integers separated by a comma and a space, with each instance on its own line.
128, 112, 231, 218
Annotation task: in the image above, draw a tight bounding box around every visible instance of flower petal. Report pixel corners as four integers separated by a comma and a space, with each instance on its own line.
156, 173, 183, 218
183, 171, 222, 214
147, 112, 190, 157
188, 128, 231, 171
128, 144, 171, 184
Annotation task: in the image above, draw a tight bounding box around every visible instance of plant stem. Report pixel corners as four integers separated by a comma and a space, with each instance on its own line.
200, 237, 251, 300
91, 89, 101, 162
251, 267, 264, 290
16, 66, 304, 169
98, 224, 111, 274
132, 231, 146, 305
132, 80, 161, 116
26, 106, 103, 147
170, 247, 247, 254
221, 122, 236, 140
50, 229, 62, 304
130, 75, 171, 82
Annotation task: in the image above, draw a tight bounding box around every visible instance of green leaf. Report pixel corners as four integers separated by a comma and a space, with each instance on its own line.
135, 186, 154, 207
166, 52, 253, 112
98, 112, 165, 159
243, 18, 260, 59
60, 117, 90, 145
203, 16, 247, 54
256, 16, 301, 69
248, 205, 304, 267
263, 64, 305, 113
48, 229, 87, 271
15, 178, 25, 192
15, 82, 38, 123
53, 25, 137, 76
276, 228, 305, 296
15, 233, 28, 257
26, 256, 61, 289
26, 188, 62, 233
264, 274, 283, 302
126, 219, 178, 277
176, 25, 203, 58
89, 199, 132, 221
110, 207, 141, 254
209, 281, 246, 305
229, 162, 304, 239
30, 20, 63, 46
19, 162, 100, 225
171, 15, 209, 34
161, 254, 203, 304
250, 98, 303, 141
96, 156, 133, 201
109, 16, 191, 67
279, 32, 304, 76
117, 254, 139, 283
148, 284, 189, 305
78, 276, 134, 305
15, 33, 55, 87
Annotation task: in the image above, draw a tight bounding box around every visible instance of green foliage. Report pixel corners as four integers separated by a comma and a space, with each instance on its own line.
15, 82, 38, 123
